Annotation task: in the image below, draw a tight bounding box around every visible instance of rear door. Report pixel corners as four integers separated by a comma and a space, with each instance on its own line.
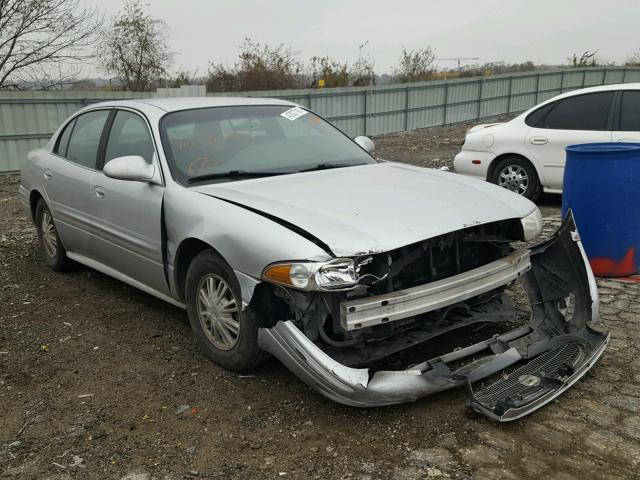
525, 91, 614, 189
43, 109, 111, 256
612, 90, 640, 142
90, 109, 168, 295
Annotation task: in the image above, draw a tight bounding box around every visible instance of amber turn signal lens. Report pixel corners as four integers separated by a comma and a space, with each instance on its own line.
263, 264, 292, 286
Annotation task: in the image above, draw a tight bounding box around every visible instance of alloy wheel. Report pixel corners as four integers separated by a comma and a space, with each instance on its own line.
41, 210, 58, 258
196, 274, 240, 350
498, 164, 529, 194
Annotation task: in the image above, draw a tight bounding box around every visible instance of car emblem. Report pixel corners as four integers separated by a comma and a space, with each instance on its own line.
518, 374, 541, 387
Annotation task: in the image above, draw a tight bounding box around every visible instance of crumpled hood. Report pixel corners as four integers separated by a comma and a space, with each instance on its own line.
193, 163, 536, 257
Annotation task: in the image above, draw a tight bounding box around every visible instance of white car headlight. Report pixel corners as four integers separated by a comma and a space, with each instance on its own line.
521, 208, 543, 241
263, 258, 359, 291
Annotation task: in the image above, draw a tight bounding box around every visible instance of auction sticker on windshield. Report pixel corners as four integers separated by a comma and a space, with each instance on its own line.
280, 106, 308, 121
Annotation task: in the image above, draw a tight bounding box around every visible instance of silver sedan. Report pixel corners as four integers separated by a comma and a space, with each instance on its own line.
19, 97, 608, 421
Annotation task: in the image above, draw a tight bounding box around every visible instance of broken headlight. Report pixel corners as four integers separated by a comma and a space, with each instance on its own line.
262, 258, 359, 291
520, 207, 543, 241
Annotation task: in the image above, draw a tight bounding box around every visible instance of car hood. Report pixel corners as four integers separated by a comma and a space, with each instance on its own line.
193, 163, 536, 257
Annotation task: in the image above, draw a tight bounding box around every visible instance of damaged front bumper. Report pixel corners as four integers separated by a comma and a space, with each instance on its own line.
257, 212, 609, 421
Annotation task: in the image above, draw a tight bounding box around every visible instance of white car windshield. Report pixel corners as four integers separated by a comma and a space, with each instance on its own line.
160, 105, 375, 184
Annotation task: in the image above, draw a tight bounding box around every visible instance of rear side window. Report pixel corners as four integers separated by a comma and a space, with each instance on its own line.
105, 111, 155, 164
54, 119, 76, 157
65, 110, 111, 169
532, 92, 614, 131
619, 91, 640, 131
524, 103, 555, 127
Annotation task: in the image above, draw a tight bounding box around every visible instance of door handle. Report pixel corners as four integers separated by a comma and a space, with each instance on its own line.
43, 170, 53, 180
529, 137, 548, 145
94, 186, 106, 199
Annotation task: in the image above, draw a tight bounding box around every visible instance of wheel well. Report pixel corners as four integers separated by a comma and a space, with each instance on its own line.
486, 153, 538, 182
29, 190, 44, 222
174, 238, 216, 302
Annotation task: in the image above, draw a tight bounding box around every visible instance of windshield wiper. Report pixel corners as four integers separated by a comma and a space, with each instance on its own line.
297, 163, 361, 173
187, 170, 289, 184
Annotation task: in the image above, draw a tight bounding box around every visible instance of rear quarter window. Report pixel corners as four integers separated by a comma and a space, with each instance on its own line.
54, 119, 76, 157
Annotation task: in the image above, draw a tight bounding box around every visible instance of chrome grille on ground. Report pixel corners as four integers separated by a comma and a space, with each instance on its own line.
469, 342, 583, 410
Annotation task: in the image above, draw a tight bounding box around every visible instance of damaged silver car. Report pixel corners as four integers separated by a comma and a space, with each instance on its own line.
19, 98, 608, 421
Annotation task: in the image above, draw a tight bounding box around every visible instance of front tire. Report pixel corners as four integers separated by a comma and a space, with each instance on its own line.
35, 199, 71, 271
490, 156, 542, 201
185, 250, 269, 371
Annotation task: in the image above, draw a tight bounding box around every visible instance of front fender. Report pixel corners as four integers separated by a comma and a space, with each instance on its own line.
164, 186, 331, 300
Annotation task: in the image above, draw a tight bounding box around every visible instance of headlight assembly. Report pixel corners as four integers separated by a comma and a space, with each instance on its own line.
263, 258, 359, 291
521, 207, 543, 241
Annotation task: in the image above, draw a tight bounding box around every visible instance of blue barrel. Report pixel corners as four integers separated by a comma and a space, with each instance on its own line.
562, 143, 640, 277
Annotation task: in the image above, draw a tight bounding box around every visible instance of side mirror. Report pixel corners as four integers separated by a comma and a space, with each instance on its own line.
354, 136, 375, 154
103, 156, 159, 184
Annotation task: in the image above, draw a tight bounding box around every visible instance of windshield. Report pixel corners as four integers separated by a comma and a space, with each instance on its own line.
159, 105, 375, 184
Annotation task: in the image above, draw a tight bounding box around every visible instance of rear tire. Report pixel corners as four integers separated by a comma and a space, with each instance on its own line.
490, 156, 542, 202
35, 199, 72, 271
185, 250, 269, 371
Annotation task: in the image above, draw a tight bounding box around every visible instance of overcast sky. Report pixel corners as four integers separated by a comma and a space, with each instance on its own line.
80, 0, 640, 76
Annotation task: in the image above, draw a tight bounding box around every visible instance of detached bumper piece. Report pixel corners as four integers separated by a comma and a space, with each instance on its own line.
466, 336, 608, 421
258, 212, 609, 421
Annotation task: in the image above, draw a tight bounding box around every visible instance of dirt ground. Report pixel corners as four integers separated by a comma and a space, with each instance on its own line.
1, 122, 639, 480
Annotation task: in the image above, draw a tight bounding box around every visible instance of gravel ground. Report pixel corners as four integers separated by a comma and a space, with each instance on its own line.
1, 122, 639, 480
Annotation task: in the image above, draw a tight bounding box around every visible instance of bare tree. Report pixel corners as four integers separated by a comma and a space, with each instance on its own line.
309, 56, 349, 87
625, 52, 640, 66
207, 37, 302, 92
99, 0, 171, 91
0, 0, 102, 90
350, 41, 375, 87
568, 50, 598, 67
394, 47, 437, 83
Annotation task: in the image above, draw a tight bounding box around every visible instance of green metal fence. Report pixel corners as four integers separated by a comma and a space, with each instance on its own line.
2, 67, 640, 173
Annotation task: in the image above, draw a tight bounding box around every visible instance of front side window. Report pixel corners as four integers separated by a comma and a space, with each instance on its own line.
105, 111, 155, 164
619, 91, 640, 131
531, 92, 614, 131
160, 105, 375, 184
65, 110, 111, 169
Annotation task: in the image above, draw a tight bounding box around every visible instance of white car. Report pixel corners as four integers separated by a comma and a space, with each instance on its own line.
454, 83, 640, 200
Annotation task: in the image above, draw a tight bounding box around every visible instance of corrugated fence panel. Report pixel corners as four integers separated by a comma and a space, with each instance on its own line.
604, 70, 625, 84
564, 71, 585, 89
482, 78, 510, 99
3, 68, 640, 172
584, 70, 606, 86
623, 70, 640, 82
539, 72, 562, 93
481, 97, 509, 117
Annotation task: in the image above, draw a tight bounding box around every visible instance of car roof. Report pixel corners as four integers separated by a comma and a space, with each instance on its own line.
518, 82, 640, 117
84, 96, 298, 112
544, 82, 640, 101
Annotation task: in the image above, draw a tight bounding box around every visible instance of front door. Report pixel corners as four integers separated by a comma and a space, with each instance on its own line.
90, 109, 168, 295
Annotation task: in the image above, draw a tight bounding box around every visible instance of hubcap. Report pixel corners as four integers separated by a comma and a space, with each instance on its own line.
41, 210, 58, 257
498, 164, 529, 194
196, 274, 240, 350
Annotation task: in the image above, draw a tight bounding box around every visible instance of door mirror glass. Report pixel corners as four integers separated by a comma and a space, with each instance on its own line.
103, 155, 157, 183
354, 135, 375, 153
